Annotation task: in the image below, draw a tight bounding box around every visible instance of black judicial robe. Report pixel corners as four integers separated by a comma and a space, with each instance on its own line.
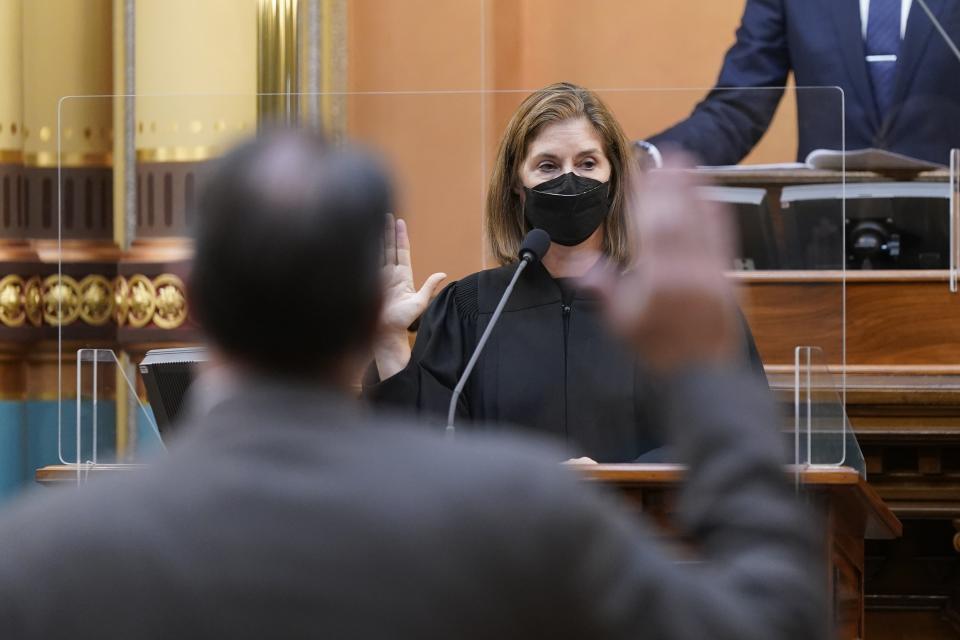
366, 261, 765, 462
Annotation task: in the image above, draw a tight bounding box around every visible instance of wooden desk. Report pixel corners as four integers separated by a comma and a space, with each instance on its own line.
690, 168, 957, 634
700, 168, 949, 186
35, 464, 148, 486
799, 371, 960, 638
735, 270, 960, 366
582, 463, 899, 537
732, 263, 960, 635
578, 463, 900, 640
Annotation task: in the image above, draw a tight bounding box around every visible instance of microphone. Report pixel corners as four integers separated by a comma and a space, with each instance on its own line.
445, 229, 551, 434
518, 227, 551, 264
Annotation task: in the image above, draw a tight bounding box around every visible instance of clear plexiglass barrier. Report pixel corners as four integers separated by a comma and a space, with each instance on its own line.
52, 87, 854, 476
793, 347, 864, 478
58, 349, 164, 484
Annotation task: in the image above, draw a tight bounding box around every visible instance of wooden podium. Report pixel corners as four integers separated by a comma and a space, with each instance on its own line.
578, 463, 901, 640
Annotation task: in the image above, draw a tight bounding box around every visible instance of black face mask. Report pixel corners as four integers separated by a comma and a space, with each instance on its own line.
523, 172, 610, 246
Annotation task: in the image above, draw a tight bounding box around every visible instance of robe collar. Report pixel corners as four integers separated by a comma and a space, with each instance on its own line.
479, 259, 603, 314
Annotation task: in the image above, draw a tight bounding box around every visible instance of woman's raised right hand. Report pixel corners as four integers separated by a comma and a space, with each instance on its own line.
374, 214, 446, 379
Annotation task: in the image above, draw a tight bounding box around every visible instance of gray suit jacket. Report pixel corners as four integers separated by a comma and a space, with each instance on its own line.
0, 370, 825, 639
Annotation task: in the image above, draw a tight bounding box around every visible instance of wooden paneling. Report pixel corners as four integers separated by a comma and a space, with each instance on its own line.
582, 464, 895, 640
866, 611, 960, 640
738, 271, 960, 366
768, 365, 960, 637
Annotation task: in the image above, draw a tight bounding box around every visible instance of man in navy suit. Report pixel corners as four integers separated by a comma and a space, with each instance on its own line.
649, 0, 960, 166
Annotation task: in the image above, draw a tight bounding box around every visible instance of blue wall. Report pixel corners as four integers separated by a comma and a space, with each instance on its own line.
0, 401, 26, 500
0, 400, 162, 505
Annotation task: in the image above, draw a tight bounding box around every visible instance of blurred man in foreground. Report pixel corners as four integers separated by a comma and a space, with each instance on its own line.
0, 133, 824, 639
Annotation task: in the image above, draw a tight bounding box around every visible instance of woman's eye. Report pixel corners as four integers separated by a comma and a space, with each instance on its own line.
537, 163, 557, 172
581, 159, 596, 169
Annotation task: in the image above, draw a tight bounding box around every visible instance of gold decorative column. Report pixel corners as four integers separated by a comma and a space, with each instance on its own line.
307, 0, 348, 138
126, 0, 257, 327
112, 0, 258, 454
0, 0, 28, 448
0, 0, 27, 259
8, 0, 118, 485
258, 0, 299, 124
258, 0, 348, 136
21, 0, 115, 260
134, 0, 256, 243
0, 0, 20, 162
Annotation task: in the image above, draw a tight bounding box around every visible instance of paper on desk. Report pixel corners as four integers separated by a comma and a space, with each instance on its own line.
697, 162, 808, 171
803, 148, 946, 172
698, 149, 946, 173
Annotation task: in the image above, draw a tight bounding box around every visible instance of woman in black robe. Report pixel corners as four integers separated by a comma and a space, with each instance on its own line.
366, 82, 764, 462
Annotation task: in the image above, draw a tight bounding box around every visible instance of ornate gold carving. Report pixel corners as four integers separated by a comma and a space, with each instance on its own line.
0, 275, 25, 327
78, 275, 114, 326
152, 274, 188, 330
126, 275, 156, 329
113, 276, 130, 326
24, 277, 42, 327
0, 273, 188, 330
41, 275, 81, 326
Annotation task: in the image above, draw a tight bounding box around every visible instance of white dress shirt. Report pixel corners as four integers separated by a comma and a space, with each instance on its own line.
860, 0, 914, 39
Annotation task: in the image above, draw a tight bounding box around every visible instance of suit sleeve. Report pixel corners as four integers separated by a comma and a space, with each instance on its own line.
647, 0, 791, 165
362, 282, 475, 422
545, 370, 826, 640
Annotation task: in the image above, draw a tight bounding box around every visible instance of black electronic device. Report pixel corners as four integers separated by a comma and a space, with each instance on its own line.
699, 186, 779, 270
780, 182, 950, 270
139, 347, 209, 434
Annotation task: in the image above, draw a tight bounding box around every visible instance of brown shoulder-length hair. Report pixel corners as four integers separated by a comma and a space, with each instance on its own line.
486, 82, 635, 266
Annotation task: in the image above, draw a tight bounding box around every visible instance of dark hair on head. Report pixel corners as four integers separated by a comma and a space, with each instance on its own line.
189, 131, 390, 378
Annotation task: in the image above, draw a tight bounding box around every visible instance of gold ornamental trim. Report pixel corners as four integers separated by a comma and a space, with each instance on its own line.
126, 274, 156, 328
0, 275, 26, 327
113, 276, 130, 326
136, 146, 218, 163
42, 275, 81, 326
0, 149, 23, 164
0, 273, 188, 330
23, 151, 113, 168
78, 275, 114, 326
152, 274, 188, 329
24, 277, 42, 327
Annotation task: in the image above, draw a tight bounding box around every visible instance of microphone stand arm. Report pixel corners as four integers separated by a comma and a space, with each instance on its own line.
446, 259, 530, 434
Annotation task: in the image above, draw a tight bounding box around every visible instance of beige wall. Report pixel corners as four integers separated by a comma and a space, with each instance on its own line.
346, 0, 798, 284
347, 1, 487, 282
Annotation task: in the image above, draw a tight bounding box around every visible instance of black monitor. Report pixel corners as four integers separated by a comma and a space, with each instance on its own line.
780, 182, 950, 269
699, 186, 780, 270
139, 347, 209, 434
